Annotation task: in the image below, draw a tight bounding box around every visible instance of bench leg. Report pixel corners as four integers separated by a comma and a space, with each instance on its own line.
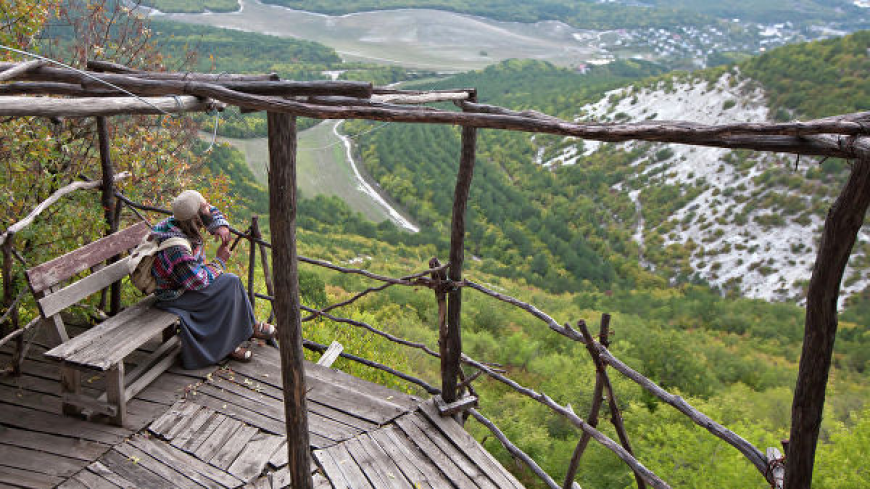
60, 364, 82, 417
106, 363, 126, 427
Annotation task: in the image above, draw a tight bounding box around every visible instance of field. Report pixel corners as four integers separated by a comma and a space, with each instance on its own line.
205, 120, 417, 229
161, 0, 603, 72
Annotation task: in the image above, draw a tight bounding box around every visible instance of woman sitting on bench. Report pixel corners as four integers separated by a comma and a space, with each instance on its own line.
150, 190, 275, 368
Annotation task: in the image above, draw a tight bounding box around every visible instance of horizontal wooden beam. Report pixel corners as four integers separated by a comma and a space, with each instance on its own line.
0, 59, 46, 82
0, 95, 222, 117
87, 59, 279, 81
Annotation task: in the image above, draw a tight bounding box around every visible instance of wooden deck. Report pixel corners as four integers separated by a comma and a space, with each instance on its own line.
0, 326, 524, 488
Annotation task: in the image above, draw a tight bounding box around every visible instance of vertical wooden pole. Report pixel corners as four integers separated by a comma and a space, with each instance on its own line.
267, 112, 312, 489
248, 215, 258, 311
96, 116, 120, 316
1, 237, 17, 339
444, 92, 478, 403
786, 156, 870, 489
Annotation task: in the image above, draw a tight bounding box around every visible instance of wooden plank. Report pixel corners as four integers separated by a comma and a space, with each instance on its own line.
376, 425, 450, 489
198, 381, 360, 443
0, 403, 129, 444
0, 464, 65, 489
135, 371, 193, 405
215, 369, 379, 433
71, 469, 123, 489
210, 425, 258, 471
394, 414, 476, 489
88, 461, 138, 489
189, 390, 286, 436
178, 411, 224, 452
316, 341, 343, 368
266, 461, 319, 489
58, 476, 89, 489
306, 379, 407, 426
304, 359, 421, 412
369, 428, 435, 489
0, 382, 64, 414
150, 400, 200, 439
313, 473, 331, 489
37, 257, 132, 318
63, 307, 178, 370
170, 406, 216, 449
434, 394, 478, 417
128, 435, 241, 489
351, 435, 414, 489
193, 417, 245, 463
44, 297, 158, 362
227, 431, 284, 482
0, 443, 86, 478
0, 425, 108, 461
313, 450, 350, 489
114, 442, 206, 489
268, 439, 288, 469
26, 222, 149, 294
407, 413, 498, 489
100, 449, 177, 489
343, 436, 393, 488
419, 400, 523, 489
164, 404, 208, 441
323, 443, 374, 489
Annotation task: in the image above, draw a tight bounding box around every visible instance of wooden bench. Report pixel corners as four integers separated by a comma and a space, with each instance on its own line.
27, 222, 181, 426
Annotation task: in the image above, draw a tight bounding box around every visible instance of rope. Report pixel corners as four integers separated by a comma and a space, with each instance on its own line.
0, 45, 173, 116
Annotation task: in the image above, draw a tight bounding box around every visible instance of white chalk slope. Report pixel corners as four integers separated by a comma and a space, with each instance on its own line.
541, 71, 869, 304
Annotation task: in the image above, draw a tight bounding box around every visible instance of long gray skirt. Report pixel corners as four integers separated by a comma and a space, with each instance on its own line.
156, 273, 254, 369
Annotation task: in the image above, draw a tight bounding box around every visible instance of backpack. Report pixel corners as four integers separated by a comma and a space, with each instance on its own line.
128, 236, 192, 295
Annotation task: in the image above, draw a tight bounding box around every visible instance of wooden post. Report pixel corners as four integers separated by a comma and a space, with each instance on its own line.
248, 215, 258, 310
267, 111, 313, 489
444, 91, 477, 403
1, 236, 18, 339
96, 116, 120, 316
429, 257, 449, 399
786, 156, 870, 489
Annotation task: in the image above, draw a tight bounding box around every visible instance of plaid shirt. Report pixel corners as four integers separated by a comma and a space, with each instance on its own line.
149, 206, 230, 301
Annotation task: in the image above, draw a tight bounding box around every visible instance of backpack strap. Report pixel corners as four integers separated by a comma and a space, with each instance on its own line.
157, 237, 192, 253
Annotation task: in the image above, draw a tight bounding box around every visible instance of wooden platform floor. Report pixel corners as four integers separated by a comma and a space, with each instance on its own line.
1, 328, 523, 488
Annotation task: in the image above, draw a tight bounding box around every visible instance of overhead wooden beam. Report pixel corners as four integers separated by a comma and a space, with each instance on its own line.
0, 59, 46, 82
785, 156, 870, 489
267, 111, 313, 489
87, 59, 279, 81
0, 95, 222, 117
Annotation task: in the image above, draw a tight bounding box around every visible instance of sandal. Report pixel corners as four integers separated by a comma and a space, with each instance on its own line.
229, 346, 252, 362
252, 321, 276, 341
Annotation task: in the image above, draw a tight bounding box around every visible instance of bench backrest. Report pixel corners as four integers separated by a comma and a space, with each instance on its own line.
26, 222, 150, 317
